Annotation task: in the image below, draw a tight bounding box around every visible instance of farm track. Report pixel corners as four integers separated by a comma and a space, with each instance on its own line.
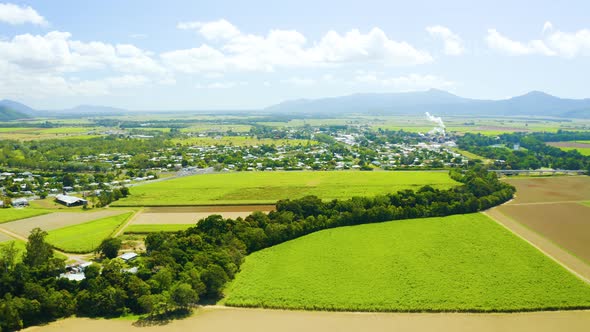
28, 306, 590, 332
113, 209, 142, 237
484, 209, 590, 283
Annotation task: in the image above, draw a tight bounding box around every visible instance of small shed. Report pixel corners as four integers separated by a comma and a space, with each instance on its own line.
118, 252, 138, 262
55, 194, 87, 207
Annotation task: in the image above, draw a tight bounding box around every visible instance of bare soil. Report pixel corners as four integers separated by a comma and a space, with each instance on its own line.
132, 206, 274, 225
547, 142, 590, 149
485, 176, 590, 282
0, 210, 130, 237
504, 176, 590, 203
0, 232, 12, 242
497, 203, 590, 264
26, 307, 590, 332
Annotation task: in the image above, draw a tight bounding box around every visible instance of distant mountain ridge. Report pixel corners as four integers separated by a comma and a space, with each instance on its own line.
1, 90, 590, 118
0, 100, 33, 120
266, 89, 590, 118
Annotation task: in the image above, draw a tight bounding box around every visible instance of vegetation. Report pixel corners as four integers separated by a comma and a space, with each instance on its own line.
45, 212, 133, 253
97, 237, 123, 259
114, 171, 459, 206
224, 213, 590, 311
457, 131, 590, 171
0, 168, 517, 330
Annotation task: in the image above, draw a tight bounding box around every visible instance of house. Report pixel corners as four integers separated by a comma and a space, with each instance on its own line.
118, 252, 138, 262
55, 194, 88, 207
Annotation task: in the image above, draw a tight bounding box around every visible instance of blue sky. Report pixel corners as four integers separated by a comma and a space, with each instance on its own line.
0, 0, 589, 110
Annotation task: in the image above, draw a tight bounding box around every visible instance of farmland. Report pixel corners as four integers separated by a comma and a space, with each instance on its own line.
547, 141, 590, 156
129, 205, 275, 225
114, 171, 458, 206
124, 224, 193, 234
487, 176, 590, 273
0, 210, 132, 237
224, 213, 590, 312
0, 208, 51, 224
46, 212, 134, 253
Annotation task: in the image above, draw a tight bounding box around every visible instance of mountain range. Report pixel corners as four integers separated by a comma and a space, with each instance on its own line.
265, 89, 590, 118
1, 90, 590, 119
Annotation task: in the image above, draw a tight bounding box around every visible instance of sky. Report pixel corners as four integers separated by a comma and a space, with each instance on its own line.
0, 0, 589, 110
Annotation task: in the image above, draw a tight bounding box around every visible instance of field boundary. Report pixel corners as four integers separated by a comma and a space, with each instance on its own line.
484, 209, 590, 283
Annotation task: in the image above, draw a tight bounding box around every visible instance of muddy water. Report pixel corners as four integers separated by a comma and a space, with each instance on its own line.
27, 307, 590, 332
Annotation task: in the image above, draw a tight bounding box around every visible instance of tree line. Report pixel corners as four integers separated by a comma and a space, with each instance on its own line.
0, 167, 514, 330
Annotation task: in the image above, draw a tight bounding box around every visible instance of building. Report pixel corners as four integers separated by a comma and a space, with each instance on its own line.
55, 194, 88, 207
118, 252, 138, 262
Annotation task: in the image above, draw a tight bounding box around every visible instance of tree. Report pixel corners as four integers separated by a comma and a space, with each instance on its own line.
97, 238, 122, 259
0, 241, 19, 272
169, 283, 198, 309
23, 228, 53, 268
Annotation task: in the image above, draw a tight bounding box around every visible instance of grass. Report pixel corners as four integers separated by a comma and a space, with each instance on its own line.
0, 208, 52, 224
46, 212, 134, 253
557, 147, 590, 156
113, 171, 458, 206
451, 148, 491, 163
124, 224, 194, 234
224, 213, 590, 312
0, 240, 67, 261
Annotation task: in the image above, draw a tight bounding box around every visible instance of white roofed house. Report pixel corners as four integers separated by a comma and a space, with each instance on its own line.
55, 194, 88, 207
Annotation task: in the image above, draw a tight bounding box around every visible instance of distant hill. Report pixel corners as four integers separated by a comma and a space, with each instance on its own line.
54, 104, 129, 115
266, 89, 590, 118
0, 99, 36, 119
0, 100, 33, 120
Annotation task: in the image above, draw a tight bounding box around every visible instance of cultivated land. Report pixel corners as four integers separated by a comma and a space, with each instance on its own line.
547, 141, 590, 155
485, 176, 590, 277
124, 224, 193, 234
27, 307, 590, 332
113, 171, 458, 206
46, 212, 134, 253
0, 208, 51, 224
0, 209, 131, 237
130, 205, 275, 225
224, 213, 590, 312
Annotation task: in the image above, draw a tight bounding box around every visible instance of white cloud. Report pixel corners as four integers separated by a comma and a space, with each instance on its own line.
486, 24, 590, 58
354, 71, 455, 91
486, 29, 555, 56
178, 19, 240, 40
0, 31, 165, 74
167, 20, 433, 73
426, 25, 464, 55
0, 3, 47, 26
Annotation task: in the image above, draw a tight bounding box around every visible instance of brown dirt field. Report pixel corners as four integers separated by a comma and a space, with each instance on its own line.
132, 206, 274, 225
504, 176, 590, 203
547, 142, 590, 149
0, 210, 130, 237
27, 307, 590, 332
497, 203, 590, 264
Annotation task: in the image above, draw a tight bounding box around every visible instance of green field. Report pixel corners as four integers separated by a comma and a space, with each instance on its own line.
224, 213, 590, 312
0, 208, 51, 224
46, 212, 134, 253
124, 224, 193, 233
558, 146, 590, 156
113, 171, 458, 206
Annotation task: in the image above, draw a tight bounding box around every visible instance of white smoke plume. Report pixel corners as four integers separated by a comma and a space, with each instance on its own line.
425, 112, 446, 136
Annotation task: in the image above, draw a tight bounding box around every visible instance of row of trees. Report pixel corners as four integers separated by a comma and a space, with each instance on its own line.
457, 132, 590, 171
0, 167, 514, 330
